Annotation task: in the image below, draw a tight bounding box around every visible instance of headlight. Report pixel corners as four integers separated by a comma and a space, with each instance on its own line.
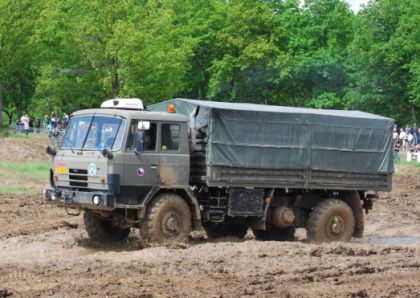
93, 195, 101, 205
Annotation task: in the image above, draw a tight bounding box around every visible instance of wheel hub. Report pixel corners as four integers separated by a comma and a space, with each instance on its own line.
162, 212, 181, 236
166, 217, 179, 232
330, 216, 344, 234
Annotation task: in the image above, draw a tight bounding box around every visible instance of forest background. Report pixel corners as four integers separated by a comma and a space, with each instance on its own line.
0, 0, 418, 126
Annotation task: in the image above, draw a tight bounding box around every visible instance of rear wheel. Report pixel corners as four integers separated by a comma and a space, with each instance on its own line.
253, 227, 296, 241
141, 193, 191, 244
307, 199, 355, 243
84, 210, 130, 241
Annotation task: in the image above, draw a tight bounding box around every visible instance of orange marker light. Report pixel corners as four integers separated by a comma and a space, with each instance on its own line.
168, 103, 175, 113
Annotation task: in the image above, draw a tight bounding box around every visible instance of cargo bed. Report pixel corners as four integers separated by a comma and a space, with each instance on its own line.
150, 99, 394, 192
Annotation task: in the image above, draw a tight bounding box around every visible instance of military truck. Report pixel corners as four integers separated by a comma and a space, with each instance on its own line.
43, 98, 394, 243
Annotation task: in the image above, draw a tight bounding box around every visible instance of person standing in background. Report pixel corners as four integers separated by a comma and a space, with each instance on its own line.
412, 123, 418, 145
43, 114, 49, 129
23, 114, 30, 135
35, 117, 41, 133
399, 128, 406, 151
62, 113, 69, 129
392, 127, 399, 145
407, 131, 414, 151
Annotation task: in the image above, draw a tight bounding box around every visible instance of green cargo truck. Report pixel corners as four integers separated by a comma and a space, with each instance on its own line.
43, 98, 394, 243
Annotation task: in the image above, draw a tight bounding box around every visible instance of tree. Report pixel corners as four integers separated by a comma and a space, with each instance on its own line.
207, 0, 291, 104
275, 0, 354, 108
345, 0, 419, 124
0, 0, 40, 125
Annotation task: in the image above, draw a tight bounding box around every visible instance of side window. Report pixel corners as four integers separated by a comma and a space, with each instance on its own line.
144, 123, 157, 151
161, 124, 180, 151
126, 121, 157, 151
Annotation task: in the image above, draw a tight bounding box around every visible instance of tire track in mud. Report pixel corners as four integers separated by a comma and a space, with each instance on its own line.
0, 234, 418, 297
0, 194, 80, 239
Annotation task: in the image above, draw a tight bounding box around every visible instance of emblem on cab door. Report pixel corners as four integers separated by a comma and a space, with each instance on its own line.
136, 168, 145, 177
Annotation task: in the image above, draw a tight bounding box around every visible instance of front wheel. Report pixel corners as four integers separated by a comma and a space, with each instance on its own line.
307, 199, 355, 243
84, 210, 130, 241
141, 193, 191, 244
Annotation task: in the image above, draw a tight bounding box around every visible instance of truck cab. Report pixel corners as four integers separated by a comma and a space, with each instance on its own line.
44, 99, 201, 243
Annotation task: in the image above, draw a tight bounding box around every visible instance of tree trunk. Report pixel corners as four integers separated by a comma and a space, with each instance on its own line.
198, 85, 202, 100
112, 56, 119, 97
411, 105, 417, 124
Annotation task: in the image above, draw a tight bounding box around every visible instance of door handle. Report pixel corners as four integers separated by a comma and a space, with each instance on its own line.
151, 165, 157, 170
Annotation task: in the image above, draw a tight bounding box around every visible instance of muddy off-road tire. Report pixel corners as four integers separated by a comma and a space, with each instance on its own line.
83, 210, 130, 241
253, 227, 296, 241
141, 193, 191, 244
204, 224, 248, 239
307, 199, 355, 243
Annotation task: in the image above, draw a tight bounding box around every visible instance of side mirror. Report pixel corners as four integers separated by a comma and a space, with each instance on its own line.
102, 148, 113, 159
138, 121, 150, 130
46, 145, 56, 156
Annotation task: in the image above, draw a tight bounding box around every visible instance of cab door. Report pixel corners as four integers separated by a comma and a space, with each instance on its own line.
159, 122, 189, 186
123, 120, 159, 186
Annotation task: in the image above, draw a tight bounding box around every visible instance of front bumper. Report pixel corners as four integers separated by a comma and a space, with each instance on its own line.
43, 188, 116, 211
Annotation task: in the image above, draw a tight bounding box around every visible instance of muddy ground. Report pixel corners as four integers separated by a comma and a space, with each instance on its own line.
0, 136, 419, 297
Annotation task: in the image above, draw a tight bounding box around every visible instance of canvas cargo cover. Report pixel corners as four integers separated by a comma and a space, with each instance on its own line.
150, 99, 394, 174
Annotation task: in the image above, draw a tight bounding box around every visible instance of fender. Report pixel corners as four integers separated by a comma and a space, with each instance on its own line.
138, 186, 202, 230
341, 191, 364, 238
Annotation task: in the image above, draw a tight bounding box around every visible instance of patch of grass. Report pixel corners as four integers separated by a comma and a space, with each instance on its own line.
0, 127, 49, 140
0, 185, 36, 195
0, 161, 50, 180
394, 170, 407, 176
0, 172, 13, 179
0, 127, 28, 139
395, 158, 420, 168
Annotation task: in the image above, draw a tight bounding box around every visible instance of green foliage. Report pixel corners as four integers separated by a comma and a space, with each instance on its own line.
346, 0, 419, 123
0, 0, 418, 124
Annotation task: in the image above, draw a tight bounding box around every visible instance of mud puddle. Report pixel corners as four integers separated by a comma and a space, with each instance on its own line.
354, 236, 419, 245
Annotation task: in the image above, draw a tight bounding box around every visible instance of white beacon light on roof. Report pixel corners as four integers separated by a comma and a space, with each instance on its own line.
100, 98, 145, 110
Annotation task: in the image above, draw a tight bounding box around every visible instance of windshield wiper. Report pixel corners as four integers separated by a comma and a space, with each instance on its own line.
63, 136, 75, 154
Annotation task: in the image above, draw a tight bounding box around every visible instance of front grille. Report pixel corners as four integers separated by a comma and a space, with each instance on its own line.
69, 169, 88, 174
69, 169, 88, 187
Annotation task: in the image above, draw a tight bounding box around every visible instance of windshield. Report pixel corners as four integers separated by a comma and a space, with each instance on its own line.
61, 115, 126, 151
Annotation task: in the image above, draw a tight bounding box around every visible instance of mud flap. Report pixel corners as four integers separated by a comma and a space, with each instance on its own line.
341, 191, 364, 238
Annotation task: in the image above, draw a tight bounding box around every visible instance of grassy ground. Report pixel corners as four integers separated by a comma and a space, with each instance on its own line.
0, 161, 50, 179
394, 152, 420, 175
0, 161, 50, 194
0, 126, 49, 140
0, 130, 50, 194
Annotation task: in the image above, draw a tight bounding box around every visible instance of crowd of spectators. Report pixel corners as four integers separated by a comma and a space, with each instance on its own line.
15, 112, 69, 135
393, 123, 420, 160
